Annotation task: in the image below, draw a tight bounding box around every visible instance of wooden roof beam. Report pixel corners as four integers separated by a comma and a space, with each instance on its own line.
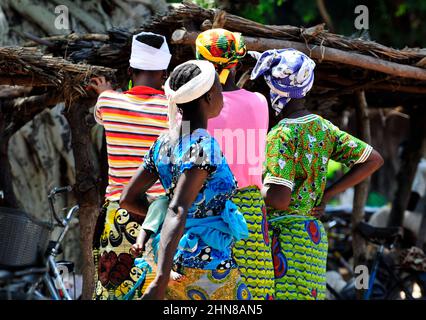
172, 29, 426, 82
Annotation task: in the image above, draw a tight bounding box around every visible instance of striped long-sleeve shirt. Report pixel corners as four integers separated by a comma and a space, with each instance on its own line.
94, 86, 168, 201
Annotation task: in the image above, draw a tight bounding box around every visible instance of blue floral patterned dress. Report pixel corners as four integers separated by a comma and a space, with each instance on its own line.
143, 128, 251, 300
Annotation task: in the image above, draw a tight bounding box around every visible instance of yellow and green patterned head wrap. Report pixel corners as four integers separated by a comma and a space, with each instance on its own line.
196, 28, 247, 84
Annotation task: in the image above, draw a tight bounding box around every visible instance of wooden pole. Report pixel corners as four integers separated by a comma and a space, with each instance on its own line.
63, 97, 101, 300
0, 111, 18, 208
316, 0, 335, 33
0, 86, 32, 99
315, 72, 426, 95
417, 206, 426, 249
352, 90, 371, 299
171, 30, 426, 81
388, 105, 426, 227
0, 92, 61, 208
0, 75, 54, 87
417, 142, 426, 249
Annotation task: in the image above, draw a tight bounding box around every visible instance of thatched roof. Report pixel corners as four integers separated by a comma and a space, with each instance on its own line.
1, 1, 425, 111
0, 46, 116, 100
147, 3, 426, 95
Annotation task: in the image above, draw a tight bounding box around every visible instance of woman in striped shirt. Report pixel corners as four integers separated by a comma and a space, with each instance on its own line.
89, 32, 171, 300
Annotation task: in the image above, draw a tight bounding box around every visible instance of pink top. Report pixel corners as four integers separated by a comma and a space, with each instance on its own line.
207, 89, 269, 189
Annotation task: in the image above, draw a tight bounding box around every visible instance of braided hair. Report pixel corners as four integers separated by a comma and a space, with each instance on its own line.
169, 63, 203, 113
135, 33, 164, 49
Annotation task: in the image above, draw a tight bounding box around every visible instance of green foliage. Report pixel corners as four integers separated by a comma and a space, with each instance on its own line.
395, 3, 408, 17
241, 0, 284, 24
235, 0, 426, 48
292, 0, 317, 24
195, 0, 216, 9
166, 0, 426, 47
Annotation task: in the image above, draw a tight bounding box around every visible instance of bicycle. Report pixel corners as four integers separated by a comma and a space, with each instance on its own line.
323, 212, 354, 299
0, 186, 79, 300
356, 221, 426, 300
326, 220, 426, 300
323, 210, 354, 276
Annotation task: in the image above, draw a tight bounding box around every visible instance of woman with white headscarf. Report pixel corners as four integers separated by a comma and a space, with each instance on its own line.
120, 60, 251, 300
251, 48, 384, 300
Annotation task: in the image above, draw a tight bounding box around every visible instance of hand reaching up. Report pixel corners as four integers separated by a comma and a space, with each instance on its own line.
87, 76, 113, 95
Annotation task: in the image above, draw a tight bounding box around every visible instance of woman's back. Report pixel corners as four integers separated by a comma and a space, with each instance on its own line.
143, 128, 248, 270
145, 128, 236, 218
264, 114, 372, 216
208, 89, 269, 189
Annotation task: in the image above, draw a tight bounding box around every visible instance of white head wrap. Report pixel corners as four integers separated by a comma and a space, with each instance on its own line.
129, 31, 171, 70
164, 60, 216, 131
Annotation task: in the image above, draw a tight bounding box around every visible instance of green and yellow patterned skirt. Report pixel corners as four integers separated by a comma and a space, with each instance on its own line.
166, 267, 251, 300
268, 214, 328, 300
92, 200, 156, 300
232, 186, 275, 300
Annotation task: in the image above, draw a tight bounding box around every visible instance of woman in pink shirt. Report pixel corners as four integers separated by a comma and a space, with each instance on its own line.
196, 28, 274, 299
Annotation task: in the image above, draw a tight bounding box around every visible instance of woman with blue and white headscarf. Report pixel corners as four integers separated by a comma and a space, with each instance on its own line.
251, 49, 384, 300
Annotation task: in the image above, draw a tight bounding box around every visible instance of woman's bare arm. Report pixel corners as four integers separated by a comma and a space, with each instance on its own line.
119, 165, 159, 217
312, 149, 384, 217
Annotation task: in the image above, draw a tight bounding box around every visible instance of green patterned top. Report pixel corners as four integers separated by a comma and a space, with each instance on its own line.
264, 114, 372, 217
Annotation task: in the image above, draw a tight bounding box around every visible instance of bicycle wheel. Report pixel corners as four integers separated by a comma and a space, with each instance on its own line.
386, 274, 426, 300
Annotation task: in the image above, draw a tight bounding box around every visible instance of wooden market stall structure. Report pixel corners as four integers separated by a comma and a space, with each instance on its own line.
1, 2, 426, 298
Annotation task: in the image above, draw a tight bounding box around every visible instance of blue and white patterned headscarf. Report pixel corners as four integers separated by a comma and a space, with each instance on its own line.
250, 48, 316, 115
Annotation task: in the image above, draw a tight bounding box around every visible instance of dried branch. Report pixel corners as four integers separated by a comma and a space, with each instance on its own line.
0, 47, 116, 100
172, 30, 426, 81
149, 1, 426, 62
0, 85, 32, 99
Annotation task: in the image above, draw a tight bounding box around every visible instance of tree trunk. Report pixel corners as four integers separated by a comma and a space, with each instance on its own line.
63, 97, 100, 300
417, 206, 426, 250
388, 105, 426, 227
0, 112, 18, 208
316, 0, 335, 33
352, 90, 371, 299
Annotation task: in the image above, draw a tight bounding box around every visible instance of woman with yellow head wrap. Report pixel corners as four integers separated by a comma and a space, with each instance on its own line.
196, 28, 247, 85
196, 29, 275, 300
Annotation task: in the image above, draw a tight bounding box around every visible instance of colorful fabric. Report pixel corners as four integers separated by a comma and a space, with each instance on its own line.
207, 89, 269, 190
93, 201, 156, 300
264, 114, 373, 217
263, 114, 373, 300
179, 200, 248, 254
143, 128, 248, 270
164, 60, 216, 131
196, 28, 247, 84
129, 31, 171, 71
94, 86, 168, 201
232, 186, 275, 300
166, 267, 251, 300
268, 215, 328, 300
123, 258, 153, 300
250, 48, 316, 115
